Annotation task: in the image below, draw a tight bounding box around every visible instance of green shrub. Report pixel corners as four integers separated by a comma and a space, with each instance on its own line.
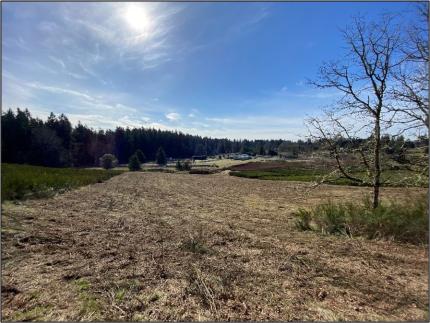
294, 195, 428, 244
181, 228, 212, 254
156, 147, 167, 166
183, 160, 192, 171
128, 154, 141, 171
99, 154, 118, 170
181, 237, 210, 254
295, 209, 313, 231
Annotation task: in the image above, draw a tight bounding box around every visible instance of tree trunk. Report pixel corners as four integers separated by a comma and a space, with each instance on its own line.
373, 115, 381, 209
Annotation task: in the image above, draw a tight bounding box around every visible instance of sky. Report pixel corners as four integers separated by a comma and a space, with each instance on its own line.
2, 2, 420, 140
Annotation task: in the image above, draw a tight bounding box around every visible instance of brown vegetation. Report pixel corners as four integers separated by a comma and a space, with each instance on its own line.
1, 172, 428, 321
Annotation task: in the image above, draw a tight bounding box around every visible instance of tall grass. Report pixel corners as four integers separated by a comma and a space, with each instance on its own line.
295, 195, 428, 244
1, 163, 124, 201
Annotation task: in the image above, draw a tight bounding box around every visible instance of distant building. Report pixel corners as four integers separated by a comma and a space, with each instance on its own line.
231, 153, 252, 160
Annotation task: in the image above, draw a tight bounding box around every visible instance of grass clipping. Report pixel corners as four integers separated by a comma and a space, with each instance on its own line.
295, 194, 428, 244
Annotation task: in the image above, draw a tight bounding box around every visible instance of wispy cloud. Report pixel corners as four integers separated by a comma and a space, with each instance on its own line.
66, 113, 148, 129
55, 3, 183, 71
165, 112, 181, 121
27, 82, 94, 101
48, 55, 65, 69
10, 37, 31, 52
177, 5, 270, 56
206, 116, 304, 127
2, 74, 151, 128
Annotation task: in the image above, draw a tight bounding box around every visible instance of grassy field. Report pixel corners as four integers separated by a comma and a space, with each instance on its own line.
85, 157, 262, 171
1, 172, 427, 321
193, 157, 270, 169
228, 160, 427, 187
1, 163, 124, 201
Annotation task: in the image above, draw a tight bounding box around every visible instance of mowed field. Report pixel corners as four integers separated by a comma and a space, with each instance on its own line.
1, 172, 428, 321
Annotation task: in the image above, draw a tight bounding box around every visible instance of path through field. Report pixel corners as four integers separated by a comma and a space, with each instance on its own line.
1, 172, 428, 321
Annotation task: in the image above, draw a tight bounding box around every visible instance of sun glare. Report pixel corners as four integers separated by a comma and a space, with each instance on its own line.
123, 4, 152, 33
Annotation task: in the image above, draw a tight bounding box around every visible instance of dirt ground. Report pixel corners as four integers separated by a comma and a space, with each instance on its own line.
1, 172, 428, 321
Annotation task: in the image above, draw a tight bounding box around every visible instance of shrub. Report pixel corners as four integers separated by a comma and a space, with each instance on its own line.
181, 237, 210, 254
295, 209, 313, 231
135, 149, 146, 163
183, 160, 192, 171
175, 160, 192, 171
99, 154, 118, 170
294, 195, 428, 244
128, 154, 141, 171
181, 228, 212, 254
156, 147, 167, 166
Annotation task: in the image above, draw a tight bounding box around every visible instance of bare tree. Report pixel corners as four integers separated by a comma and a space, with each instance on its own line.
308, 15, 402, 208
390, 3, 429, 132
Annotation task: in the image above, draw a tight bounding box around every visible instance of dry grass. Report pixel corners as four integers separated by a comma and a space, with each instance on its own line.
193, 157, 270, 169
1, 172, 428, 321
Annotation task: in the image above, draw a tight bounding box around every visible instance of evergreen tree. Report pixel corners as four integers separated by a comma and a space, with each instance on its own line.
71, 123, 93, 167
156, 147, 167, 165
194, 143, 206, 156
30, 127, 67, 167
258, 145, 265, 155
135, 149, 146, 163
128, 154, 141, 171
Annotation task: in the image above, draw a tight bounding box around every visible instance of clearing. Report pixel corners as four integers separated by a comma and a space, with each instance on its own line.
1, 172, 428, 321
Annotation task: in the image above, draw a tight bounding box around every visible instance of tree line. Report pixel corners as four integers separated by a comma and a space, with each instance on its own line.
2, 107, 426, 169
1, 108, 321, 168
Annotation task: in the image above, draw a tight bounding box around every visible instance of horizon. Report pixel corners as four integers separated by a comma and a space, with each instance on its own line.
2, 2, 420, 140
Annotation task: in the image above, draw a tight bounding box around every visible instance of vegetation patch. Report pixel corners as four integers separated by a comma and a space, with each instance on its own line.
71, 278, 102, 319
189, 168, 218, 175
1, 163, 124, 201
295, 195, 428, 244
181, 237, 212, 254
11, 304, 54, 321
181, 228, 213, 255
229, 161, 427, 187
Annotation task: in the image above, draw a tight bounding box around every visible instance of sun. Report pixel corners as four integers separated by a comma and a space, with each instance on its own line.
123, 4, 152, 33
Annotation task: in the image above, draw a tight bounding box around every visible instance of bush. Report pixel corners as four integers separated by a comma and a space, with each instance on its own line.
128, 154, 141, 171
295, 209, 313, 231
175, 160, 192, 171
99, 154, 118, 170
156, 147, 167, 166
294, 195, 428, 244
135, 149, 146, 163
183, 160, 192, 171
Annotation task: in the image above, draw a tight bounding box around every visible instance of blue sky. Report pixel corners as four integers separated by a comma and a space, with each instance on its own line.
2, 2, 419, 140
